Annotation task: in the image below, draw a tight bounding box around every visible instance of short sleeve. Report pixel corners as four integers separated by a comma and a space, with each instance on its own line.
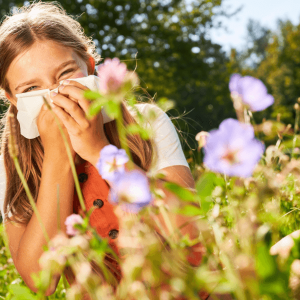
132, 103, 189, 173
0, 155, 6, 220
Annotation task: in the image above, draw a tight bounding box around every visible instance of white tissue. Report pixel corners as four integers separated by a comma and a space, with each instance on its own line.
16, 75, 113, 139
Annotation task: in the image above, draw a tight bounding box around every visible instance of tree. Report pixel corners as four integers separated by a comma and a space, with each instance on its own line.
0, 0, 237, 148
237, 19, 300, 126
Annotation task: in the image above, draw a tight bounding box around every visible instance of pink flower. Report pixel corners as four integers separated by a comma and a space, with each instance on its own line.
96, 57, 127, 94
65, 214, 84, 236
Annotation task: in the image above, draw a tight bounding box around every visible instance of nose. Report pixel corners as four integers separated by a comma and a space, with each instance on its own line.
48, 82, 62, 91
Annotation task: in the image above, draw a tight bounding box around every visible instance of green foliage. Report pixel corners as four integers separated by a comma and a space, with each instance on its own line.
0, 0, 238, 143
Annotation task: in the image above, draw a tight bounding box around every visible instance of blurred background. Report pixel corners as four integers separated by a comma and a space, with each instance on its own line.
1, 0, 300, 152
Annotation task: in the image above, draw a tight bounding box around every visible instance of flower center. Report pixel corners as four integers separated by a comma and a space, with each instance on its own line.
221, 149, 240, 165
107, 157, 121, 173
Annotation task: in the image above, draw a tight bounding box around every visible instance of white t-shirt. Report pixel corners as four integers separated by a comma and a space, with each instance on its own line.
0, 103, 189, 219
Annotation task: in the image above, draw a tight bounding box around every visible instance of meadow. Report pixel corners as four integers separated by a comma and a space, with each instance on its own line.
1, 59, 300, 300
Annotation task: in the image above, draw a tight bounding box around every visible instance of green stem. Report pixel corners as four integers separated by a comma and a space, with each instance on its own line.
13, 157, 49, 243
62, 273, 69, 291
43, 97, 86, 212
115, 104, 134, 170
292, 107, 300, 159
212, 224, 247, 300
158, 204, 176, 246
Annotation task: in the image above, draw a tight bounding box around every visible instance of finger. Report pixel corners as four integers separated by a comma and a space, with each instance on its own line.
58, 84, 92, 114
52, 105, 81, 135
50, 91, 90, 129
60, 79, 89, 91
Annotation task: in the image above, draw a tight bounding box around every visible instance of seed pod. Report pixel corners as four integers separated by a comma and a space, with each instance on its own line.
8, 113, 19, 158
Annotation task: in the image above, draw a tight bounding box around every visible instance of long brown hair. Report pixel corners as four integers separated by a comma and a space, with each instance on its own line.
0, 2, 153, 224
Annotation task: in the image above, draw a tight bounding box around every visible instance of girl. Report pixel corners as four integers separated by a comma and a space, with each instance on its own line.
0, 1, 202, 297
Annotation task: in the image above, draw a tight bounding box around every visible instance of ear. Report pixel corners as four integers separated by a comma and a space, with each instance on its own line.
88, 57, 95, 75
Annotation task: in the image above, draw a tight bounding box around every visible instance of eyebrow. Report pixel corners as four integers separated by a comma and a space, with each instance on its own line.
15, 60, 78, 92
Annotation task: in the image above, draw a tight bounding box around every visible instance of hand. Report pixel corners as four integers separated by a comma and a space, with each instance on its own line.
37, 94, 76, 159
49, 80, 110, 164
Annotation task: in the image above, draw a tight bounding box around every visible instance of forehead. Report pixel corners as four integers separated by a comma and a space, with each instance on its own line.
6, 40, 83, 90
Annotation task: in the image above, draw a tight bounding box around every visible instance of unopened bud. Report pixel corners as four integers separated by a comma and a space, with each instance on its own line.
195, 131, 209, 149
294, 103, 299, 110
277, 113, 281, 122
298, 97, 300, 103
8, 113, 19, 158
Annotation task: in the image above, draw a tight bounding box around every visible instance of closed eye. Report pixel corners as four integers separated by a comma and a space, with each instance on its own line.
60, 68, 76, 77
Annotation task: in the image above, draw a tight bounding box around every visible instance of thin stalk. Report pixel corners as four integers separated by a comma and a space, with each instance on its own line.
244, 108, 250, 125
114, 103, 134, 170
158, 205, 176, 246
43, 97, 86, 212
13, 156, 49, 243
292, 105, 300, 159
62, 274, 69, 291
212, 224, 247, 300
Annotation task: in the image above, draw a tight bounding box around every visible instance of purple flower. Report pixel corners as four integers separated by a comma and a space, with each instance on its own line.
203, 118, 265, 178
109, 170, 152, 213
96, 145, 129, 182
65, 214, 84, 236
96, 58, 127, 94
229, 74, 274, 111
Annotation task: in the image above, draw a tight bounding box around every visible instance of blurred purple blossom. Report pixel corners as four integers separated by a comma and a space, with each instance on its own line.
65, 214, 84, 236
96, 57, 127, 94
229, 74, 274, 112
109, 170, 152, 213
203, 118, 265, 178
97, 144, 129, 182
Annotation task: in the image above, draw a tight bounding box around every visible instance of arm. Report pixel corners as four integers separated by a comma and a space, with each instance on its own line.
5, 151, 74, 295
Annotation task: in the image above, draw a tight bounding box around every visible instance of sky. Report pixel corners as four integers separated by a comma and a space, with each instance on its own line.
208, 0, 300, 53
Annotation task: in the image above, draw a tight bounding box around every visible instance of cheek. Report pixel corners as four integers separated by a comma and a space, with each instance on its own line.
71, 70, 88, 79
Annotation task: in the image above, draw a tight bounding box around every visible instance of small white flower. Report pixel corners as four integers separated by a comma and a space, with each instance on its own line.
75, 262, 92, 284
69, 235, 89, 251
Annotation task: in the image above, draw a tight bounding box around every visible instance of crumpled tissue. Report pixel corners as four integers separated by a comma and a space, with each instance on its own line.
16, 75, 112, 139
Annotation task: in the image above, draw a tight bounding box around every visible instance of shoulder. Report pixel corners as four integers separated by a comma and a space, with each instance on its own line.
129, 103, 173, 130
129, 103, 166, 119
129, 103, 189, 172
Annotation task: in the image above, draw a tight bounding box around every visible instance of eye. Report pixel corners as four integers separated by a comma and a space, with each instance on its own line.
60, 68, 76, 77
23, 86, 38, 93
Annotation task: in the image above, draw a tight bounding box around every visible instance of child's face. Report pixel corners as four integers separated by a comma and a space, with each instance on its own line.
6, 39, 91, 104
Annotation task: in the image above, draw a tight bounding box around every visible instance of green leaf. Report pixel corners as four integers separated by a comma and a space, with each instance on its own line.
157, 97, 175, 111
105, 100, 121, 118
164, 182, 195, 202
9, 284, 38, 300
176, 205, 203, 216
196, 172, 217, 198
83, 90, 102, 100
126, 124, 150, 140
87, 99, 105, 117
256, 243, 277, 279
281, 135, 300, 149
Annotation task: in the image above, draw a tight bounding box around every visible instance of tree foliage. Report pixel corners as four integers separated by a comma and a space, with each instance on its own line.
235, 19, 300, 128
0, 0, 237, 148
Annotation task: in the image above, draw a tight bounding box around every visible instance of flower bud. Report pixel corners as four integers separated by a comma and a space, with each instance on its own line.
8, 113, 19, 158
195, 131, 209, 149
